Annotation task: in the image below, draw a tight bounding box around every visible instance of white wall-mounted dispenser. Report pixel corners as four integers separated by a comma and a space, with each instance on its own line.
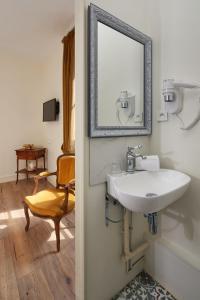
160, 79, 200, 130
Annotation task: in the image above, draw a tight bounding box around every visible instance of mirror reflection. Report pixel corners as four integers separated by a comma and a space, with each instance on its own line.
97, 22, 144, 127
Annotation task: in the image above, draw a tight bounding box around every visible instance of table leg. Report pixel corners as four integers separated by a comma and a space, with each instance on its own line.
36, 158, 38, 173
26, 160, 28, 181
16, 158, 19, 184
43, 155, 46, 170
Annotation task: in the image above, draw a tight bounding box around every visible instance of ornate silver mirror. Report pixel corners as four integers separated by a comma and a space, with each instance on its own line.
88, 4, 152, 137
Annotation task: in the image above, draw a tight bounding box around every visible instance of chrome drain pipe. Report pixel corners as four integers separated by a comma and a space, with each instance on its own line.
144, 212, 158, 234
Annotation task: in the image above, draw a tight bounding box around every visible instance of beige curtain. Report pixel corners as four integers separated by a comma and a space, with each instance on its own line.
61, 28, 75, 154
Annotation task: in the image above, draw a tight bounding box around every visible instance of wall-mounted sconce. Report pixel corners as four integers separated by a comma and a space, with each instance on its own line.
119, 91, 129, 108
158, 79, 200, 130
162, 79, 176, 102
116, 91, 135, 125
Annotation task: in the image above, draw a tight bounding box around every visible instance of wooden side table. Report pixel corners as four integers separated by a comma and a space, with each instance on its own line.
15, 148, 46, 184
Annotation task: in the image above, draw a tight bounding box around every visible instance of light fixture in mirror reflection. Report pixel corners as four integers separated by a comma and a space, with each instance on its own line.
97, 22, 144, 127
116, 91, 135, 125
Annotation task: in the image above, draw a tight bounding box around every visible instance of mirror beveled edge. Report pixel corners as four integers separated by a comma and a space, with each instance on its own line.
88, 3, 152, 138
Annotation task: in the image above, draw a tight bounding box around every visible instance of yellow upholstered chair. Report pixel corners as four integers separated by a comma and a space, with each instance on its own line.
23, 154, 75, 252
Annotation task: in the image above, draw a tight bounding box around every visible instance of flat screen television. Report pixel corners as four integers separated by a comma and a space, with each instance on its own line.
43, 99, 59, 122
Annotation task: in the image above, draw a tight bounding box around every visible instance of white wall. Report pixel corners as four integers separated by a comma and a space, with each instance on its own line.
40, 26, 74, 185
0, 48, 45, 182
40, 45, 64, 183
146, 0, 200, 298
0, 28, 73, 185
76, 0, 200, 298
75, 0, 160, 299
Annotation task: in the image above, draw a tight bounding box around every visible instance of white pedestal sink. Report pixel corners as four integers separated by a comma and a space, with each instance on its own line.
107, 169, 191, 214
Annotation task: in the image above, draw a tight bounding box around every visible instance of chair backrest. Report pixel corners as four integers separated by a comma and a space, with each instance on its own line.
56, 154, 75, 187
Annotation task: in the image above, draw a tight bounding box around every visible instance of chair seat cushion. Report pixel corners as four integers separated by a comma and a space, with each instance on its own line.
24, 188, 75, 217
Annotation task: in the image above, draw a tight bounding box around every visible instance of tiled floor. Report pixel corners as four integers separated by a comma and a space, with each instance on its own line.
112, 271, 177, 300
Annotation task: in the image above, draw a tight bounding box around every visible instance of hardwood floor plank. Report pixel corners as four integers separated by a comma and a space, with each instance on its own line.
0, 238, 7, 299
0, 237, 20, 300
0, 179, 75, 300
18, 268, 54, 300
8, 222, 35, 279
40, 254, 75, 300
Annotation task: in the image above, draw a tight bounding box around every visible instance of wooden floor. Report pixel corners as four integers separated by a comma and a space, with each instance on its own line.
0, 179, 75, 300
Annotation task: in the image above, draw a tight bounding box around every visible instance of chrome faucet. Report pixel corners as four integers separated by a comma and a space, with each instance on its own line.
126, 144, 144, 173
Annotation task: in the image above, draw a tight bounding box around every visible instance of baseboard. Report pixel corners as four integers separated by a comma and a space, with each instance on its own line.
0, 173, 37, 184
47, 176, 56, 187
0, 173, 56, 186
0, 175, 16, 183
145, 238, 200, 300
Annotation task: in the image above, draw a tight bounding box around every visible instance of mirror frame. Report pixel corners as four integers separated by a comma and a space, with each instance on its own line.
88, 4, 152, 137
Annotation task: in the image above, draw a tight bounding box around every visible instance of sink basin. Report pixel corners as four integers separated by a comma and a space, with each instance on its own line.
107, 169, 191, 213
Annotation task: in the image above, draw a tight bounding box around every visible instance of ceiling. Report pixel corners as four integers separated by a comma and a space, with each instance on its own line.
0, 0, 74, 58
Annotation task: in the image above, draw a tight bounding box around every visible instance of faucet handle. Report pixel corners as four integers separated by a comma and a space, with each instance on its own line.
128, 144, 143, 153
135, 144, 143, 150
128, 146, 132, 153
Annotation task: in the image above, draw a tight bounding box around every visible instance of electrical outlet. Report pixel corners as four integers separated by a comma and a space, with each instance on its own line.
134, 113, 143, 123
157, 111, 168, 122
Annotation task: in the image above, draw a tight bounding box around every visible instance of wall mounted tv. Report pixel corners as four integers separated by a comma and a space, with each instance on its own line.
43, 99, 59, 122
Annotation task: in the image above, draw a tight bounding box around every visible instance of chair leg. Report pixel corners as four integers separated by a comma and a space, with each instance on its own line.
54, 218, 61, 252
24, 203, 30, 232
